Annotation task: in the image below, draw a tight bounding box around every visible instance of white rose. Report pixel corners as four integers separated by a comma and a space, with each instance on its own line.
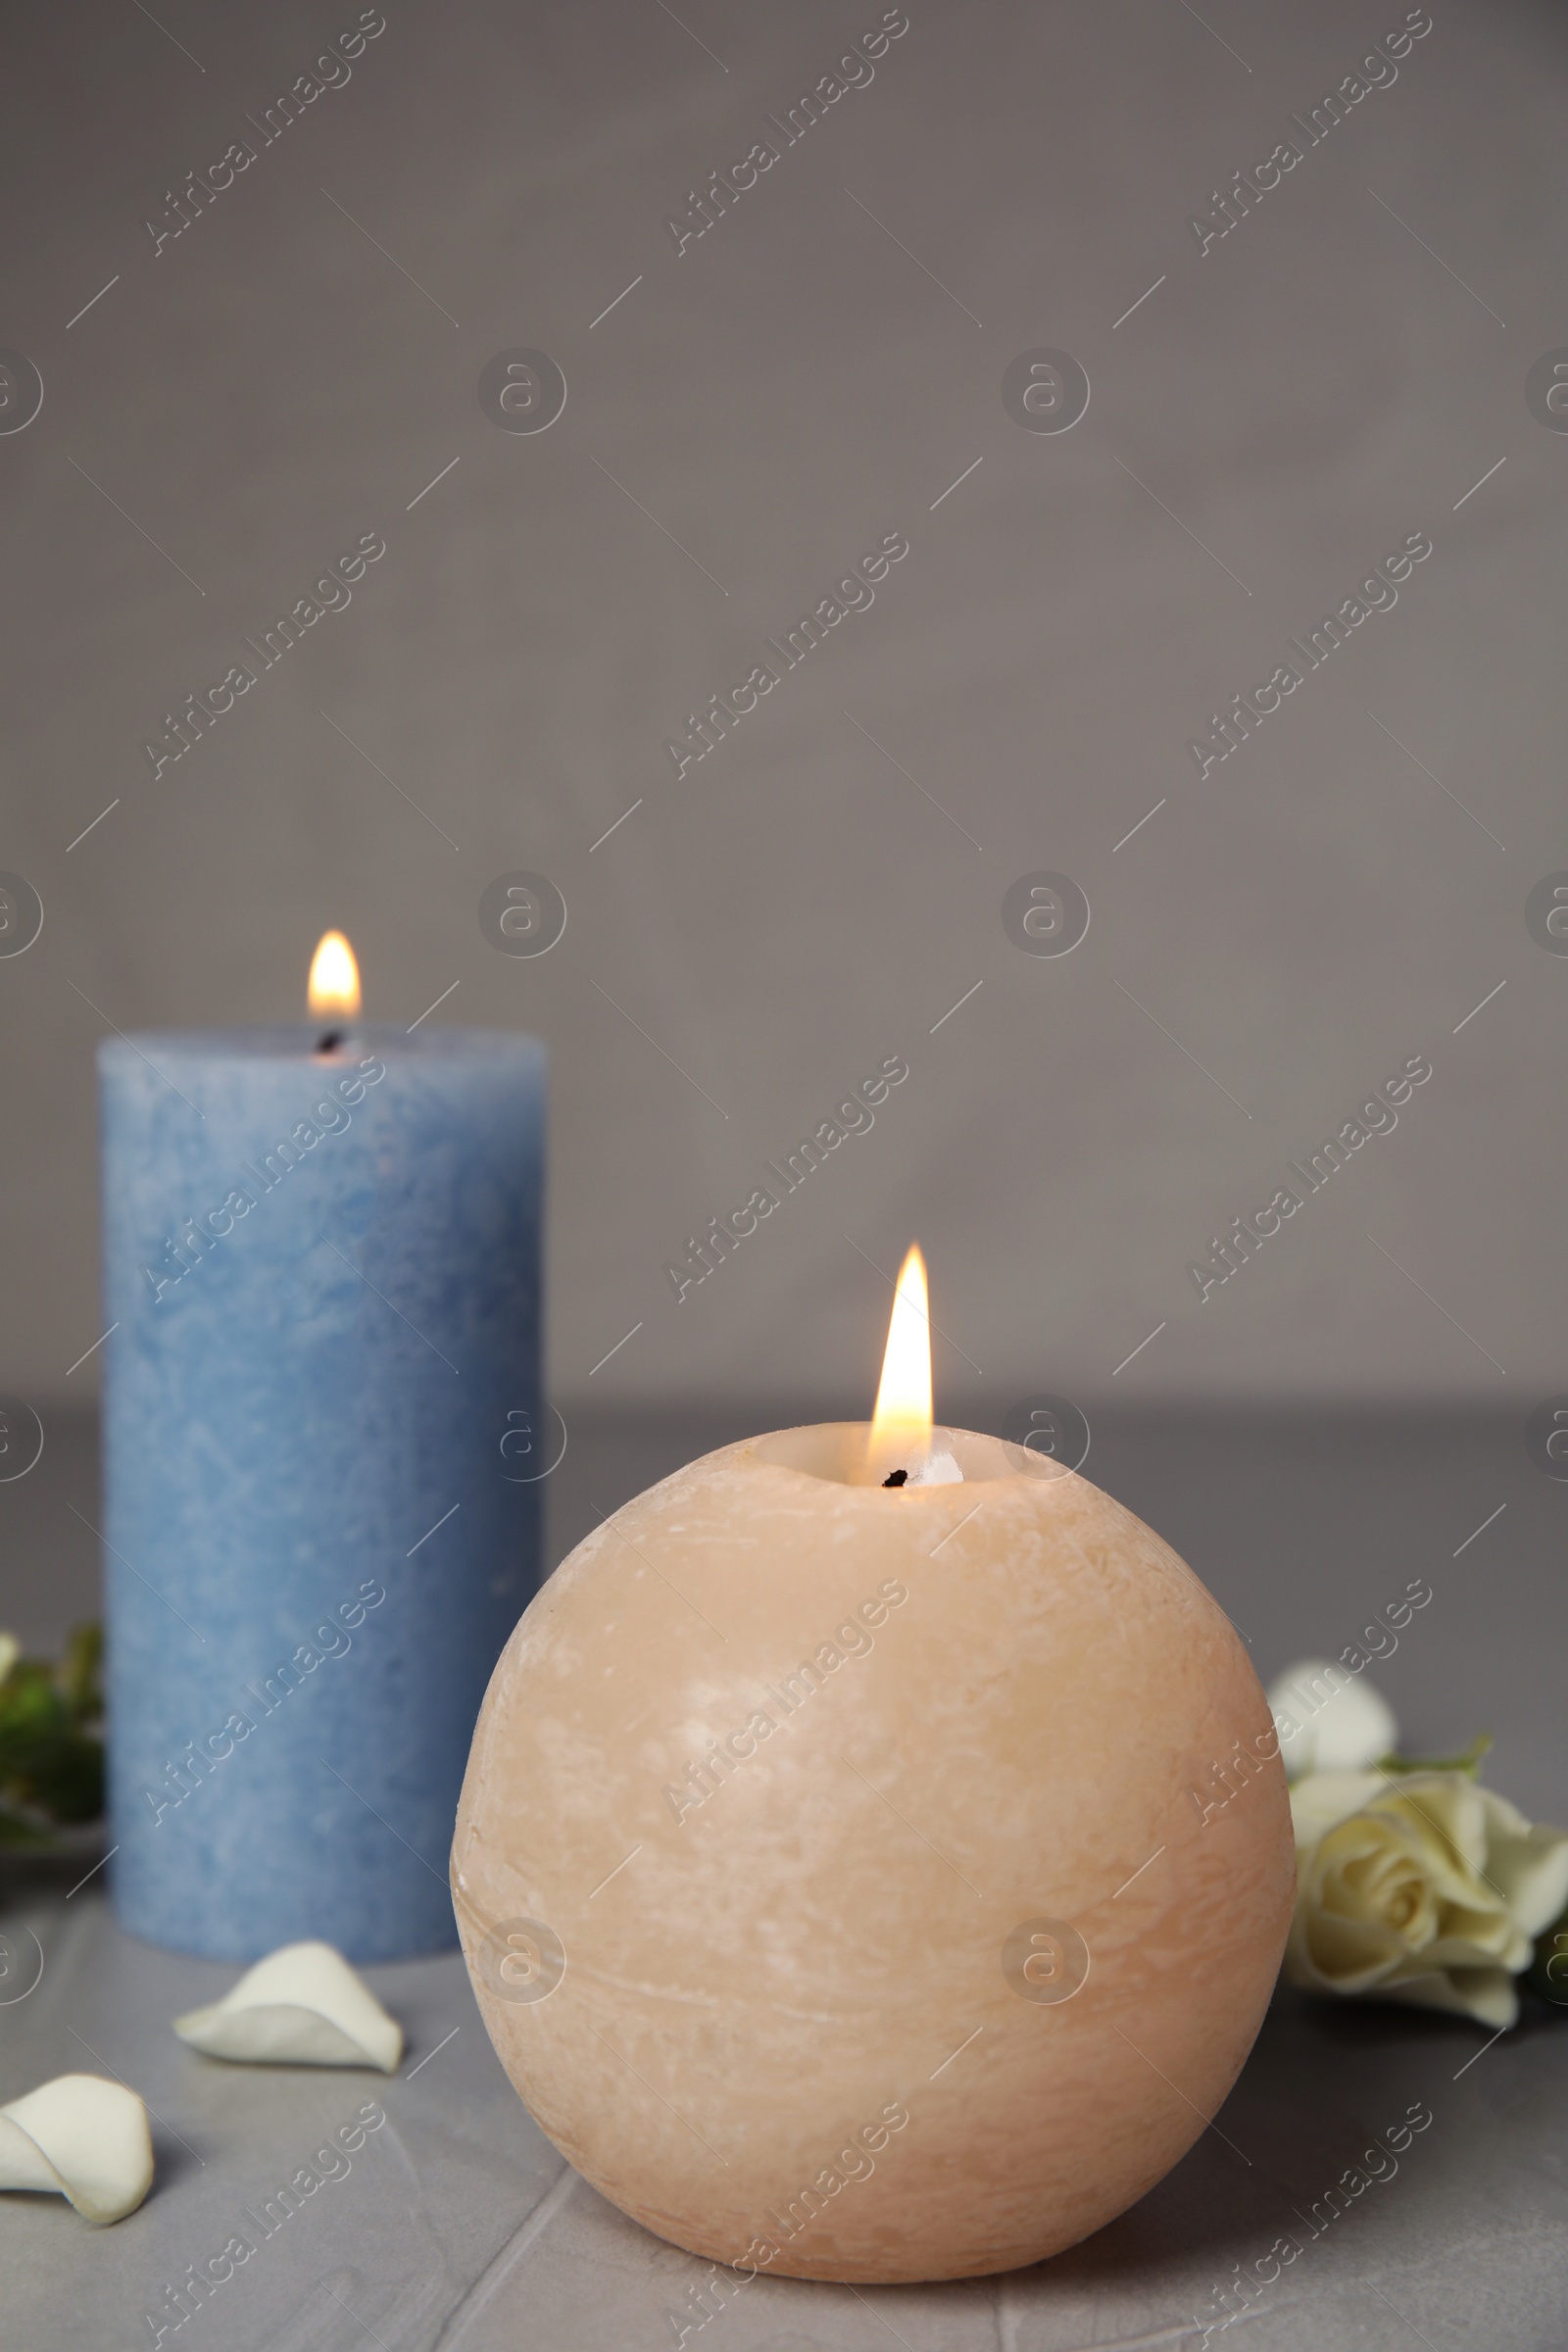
1266, 1656, 1396, 1779
0, 1632, 19, 1687
1285, 1769, 1568, 2029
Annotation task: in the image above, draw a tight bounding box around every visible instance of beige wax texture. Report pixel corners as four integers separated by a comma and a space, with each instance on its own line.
453, 1428, 1294, 2284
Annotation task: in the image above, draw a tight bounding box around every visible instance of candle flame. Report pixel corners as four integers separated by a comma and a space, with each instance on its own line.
868, 1244, 933, 1471
308, 931, 361, 1021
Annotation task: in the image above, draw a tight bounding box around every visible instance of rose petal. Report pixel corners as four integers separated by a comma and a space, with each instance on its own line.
1374, 1776, 1491, 1883
1374, 1964, 1520, 2032
1289, 1770, 1387, 1849
1298, 1816, 1439, 1980
0, 2075, 153, 2225
1289, 1902, 1406, 1990
173, 1940, 402, 2072
1478, 1794, 1568, 1938
1268, 1660, 1397, 1778
1422, 1921, 1531, 1971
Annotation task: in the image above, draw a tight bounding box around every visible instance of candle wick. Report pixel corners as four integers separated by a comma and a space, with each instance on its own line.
882, 1468, 908, 1489
318, 1029, 345, 1053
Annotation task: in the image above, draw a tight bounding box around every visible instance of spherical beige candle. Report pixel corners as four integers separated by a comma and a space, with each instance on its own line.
453, 1424, 1293, 2282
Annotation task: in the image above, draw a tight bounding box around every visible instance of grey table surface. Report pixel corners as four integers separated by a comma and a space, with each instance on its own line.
4, 1404, 1567, 2351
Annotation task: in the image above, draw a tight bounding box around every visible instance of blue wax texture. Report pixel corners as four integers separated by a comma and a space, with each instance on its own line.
99, 1026, 544, 1961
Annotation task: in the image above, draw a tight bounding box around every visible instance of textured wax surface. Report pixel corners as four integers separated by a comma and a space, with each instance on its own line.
100, 1025, 544, 1961
454, 1427, 1294, 2281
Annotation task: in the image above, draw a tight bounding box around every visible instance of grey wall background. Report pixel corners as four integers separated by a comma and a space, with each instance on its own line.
2, 0, 1565, 1425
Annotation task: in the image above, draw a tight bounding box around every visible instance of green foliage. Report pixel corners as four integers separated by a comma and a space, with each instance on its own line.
1375, 1733, 1493, 1778
0, 1623, 105, 1846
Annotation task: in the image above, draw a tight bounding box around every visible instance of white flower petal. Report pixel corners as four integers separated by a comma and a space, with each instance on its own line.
1423, 1923, 1531, 1972
1288, 1769, 1387, 1849
173, 1940, 402, 2073
1377, 1773, 1493, 1887
0, 2075, 153, 2225
1268, 1658, 1397, 1778
1375, 1964, 1520, 2032
1477, 1790, 1568, 1937
1284, 1902, 1404, 1995
0, 1632, 20, 1686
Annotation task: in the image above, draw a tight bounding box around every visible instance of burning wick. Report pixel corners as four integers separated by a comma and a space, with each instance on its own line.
307, 931, 361, 1059
865, 1245, 962, 1486
866, 1243, 934, 1485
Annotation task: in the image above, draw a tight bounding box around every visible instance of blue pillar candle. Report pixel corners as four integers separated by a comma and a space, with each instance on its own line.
98, 1014, 544, 1961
